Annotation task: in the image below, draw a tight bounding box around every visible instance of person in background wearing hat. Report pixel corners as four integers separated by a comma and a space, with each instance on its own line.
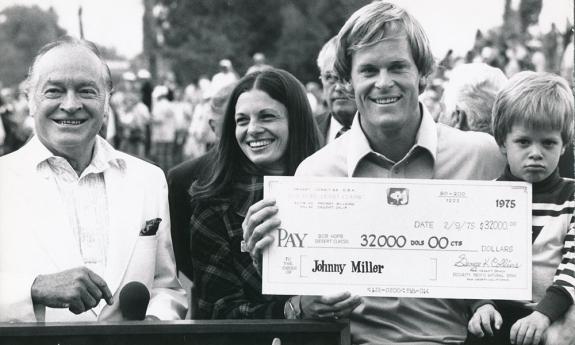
211, 59, 239, 96
246, 53, 272, 75
114, 74, 150, 160
183, 82, 217, 161
150, 85, 181, 173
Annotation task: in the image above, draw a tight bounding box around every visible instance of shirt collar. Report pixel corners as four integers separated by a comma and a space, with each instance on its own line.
346, 103, 437, 177
328, 114, 344, 139
28, 135, 126, 176
415, 103, 438, 162
88, 136, 126, 173
499, 165, 562, 194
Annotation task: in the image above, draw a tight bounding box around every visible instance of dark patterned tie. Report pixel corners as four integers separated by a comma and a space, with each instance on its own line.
335, 126, 349, 139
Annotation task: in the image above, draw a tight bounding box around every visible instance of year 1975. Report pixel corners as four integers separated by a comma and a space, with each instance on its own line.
495, 199, 516, 208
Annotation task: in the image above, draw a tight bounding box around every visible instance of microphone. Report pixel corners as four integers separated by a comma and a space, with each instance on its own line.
119, 281, 150, 320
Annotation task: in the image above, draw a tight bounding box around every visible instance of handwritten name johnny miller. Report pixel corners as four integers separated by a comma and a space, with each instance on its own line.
311, 260, 385, 274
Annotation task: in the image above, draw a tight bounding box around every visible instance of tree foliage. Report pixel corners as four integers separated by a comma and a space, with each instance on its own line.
0, 5, 66, 87
154, 0, 370, 85
518, 0, 542, 32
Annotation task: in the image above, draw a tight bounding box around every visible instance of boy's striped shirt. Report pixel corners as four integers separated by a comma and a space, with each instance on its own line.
500, 168, 575, 321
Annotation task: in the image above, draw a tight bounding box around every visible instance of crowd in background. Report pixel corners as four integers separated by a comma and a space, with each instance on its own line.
421, 25, 574, 122
0, 24, 573, 174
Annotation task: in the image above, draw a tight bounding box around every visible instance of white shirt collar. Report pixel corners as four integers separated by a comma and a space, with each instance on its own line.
327, 115, 345, 144
26, 136, 126, 177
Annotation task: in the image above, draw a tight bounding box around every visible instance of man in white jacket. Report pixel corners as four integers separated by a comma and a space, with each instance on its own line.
0, 36, 187, 322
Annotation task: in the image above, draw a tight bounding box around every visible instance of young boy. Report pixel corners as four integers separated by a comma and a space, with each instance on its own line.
467, 71, 575, 345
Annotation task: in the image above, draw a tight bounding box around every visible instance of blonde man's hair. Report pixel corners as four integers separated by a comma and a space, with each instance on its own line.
334, 1, 434, 93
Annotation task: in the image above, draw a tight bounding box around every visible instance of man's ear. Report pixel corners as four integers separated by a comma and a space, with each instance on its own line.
26, 91, 35, 117
454, 108, 470, 132
103, 92, 112, 122
560, 144, 567, 156
418, 75, 427, 94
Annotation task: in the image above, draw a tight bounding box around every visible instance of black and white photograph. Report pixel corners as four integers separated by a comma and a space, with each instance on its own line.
0, 0, 573, 344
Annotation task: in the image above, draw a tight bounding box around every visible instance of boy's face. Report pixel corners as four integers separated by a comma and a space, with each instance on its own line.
500, 124, 565, 183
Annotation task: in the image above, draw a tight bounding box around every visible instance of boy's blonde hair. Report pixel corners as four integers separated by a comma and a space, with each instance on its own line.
492, 71, 574, 146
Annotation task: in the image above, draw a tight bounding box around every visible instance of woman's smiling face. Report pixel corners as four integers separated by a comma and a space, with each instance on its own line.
234, 89, 289, 175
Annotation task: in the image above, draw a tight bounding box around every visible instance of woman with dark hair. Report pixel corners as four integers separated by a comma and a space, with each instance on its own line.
189, 69, 321, 319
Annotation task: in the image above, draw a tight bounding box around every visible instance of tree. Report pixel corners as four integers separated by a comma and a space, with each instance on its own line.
0, 6, 66, 87
155, 0, 282, 84
274, 0, 370, 83
502, 0, 522, 41
518, 0, 542, 33
150, 0, 369, 85
273, 2, 327, 81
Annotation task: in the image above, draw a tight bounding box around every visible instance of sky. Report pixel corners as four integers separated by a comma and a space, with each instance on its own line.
0, 0, 144, 58
0, 0, 572, 60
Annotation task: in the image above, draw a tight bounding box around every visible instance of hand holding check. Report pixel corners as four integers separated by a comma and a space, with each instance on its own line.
242, 198, 280, 273
242, 198, 362, 320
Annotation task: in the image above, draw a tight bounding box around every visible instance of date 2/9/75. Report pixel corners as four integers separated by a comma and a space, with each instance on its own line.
496, 199, 516, 208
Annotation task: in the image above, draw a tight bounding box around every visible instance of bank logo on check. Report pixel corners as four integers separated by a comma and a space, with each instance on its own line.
387, 188, 409, 205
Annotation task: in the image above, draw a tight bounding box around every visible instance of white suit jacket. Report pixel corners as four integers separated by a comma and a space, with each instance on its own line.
0, 136, 187, 322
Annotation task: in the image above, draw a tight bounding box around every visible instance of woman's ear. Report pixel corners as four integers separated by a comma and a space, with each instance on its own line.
499, 143, 507, 157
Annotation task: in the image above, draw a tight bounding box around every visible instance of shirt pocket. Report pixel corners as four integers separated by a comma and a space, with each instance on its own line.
123, 235, 158, 289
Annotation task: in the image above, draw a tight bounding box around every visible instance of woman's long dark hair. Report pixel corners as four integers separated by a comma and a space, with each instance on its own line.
192, 68, 321, 201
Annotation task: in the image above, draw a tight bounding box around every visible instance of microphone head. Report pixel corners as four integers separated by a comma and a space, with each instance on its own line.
119, 281, 150, 321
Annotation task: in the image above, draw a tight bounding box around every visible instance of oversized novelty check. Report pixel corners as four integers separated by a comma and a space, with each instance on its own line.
262, 176, 532, 300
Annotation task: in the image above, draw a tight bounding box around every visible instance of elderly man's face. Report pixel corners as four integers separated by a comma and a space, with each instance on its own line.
320, 69, 357, 128
29, 45, 108, 158
350, 33, 421, 136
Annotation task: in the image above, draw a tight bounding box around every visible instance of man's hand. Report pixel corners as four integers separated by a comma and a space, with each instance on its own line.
510, 311, 550, 345
468, 303, 502, 337
301, 292, 362, 320
31, 267, 114, 314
